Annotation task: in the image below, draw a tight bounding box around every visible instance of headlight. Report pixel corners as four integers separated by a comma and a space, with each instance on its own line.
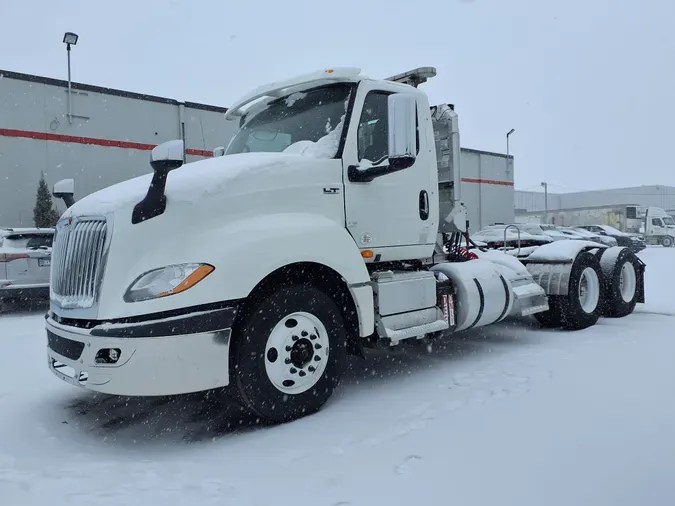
124, 263, 215, 303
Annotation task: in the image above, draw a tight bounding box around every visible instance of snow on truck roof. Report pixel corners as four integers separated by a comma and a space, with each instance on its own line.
225, 68, 362, 120
224, 66, 436, 121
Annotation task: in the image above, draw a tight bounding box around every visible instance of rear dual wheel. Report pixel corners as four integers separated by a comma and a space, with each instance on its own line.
601, 248, 640, 318
535, 252, 604, 330
229, 284, 348, 424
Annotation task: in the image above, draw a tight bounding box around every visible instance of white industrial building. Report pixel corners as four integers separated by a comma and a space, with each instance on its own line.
0, 68, 237, 226
516, 185, 675, 221
0, 68, 515, 230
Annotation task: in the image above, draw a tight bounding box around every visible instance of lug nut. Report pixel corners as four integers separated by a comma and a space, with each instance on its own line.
310, 334, 317, 340
301, 331, 308, 337
299, 370, 306, 377
284, 358, 291, 364
290, 367, 297, 374
285, 346, 292, 352
314, 355, 321, 362
292, 335, 299, 341
308, 366, 316, 372
314, 343, 322, 349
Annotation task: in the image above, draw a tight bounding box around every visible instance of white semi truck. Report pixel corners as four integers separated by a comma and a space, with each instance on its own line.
45, 67, 646, 424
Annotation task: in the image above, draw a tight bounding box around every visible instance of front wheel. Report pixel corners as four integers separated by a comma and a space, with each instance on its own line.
661, 236, 674, 248
534, 251, 604, 330
230, 284, 348, 424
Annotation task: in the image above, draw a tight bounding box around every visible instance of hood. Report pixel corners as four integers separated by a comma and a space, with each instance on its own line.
64, 152, 319, 218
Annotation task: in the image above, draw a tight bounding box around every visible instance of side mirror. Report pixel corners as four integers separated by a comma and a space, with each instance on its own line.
213, 146, 226, 157
53, 178, 75, 208
132, 140, 184, 225
387, 93, 417, 169
150, 139, 184, 173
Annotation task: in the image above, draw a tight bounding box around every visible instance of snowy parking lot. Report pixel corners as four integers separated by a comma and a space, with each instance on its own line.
1, 247, 674, 506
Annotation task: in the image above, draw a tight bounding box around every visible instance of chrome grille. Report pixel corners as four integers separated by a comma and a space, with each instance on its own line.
51, 217, 108, 309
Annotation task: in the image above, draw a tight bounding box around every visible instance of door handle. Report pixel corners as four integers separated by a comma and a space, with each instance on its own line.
419, 190, 429, 220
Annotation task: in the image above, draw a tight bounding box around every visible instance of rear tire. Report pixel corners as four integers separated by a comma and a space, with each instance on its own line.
230, 284, 348, 424
533, 300, 562, 328
534, 252, 604, 330
601, 248, 640, 318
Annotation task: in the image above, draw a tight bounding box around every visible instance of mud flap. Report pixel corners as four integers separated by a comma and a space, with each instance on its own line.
635, 257, 646, 304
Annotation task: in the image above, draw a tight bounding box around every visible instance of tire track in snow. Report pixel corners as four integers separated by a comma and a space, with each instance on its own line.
281, 365, 550, 475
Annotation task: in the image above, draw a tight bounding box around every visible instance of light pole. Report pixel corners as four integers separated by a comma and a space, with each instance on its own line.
62, 32, 79, 124
506, 128, 515, 175
541, 181, 548, 224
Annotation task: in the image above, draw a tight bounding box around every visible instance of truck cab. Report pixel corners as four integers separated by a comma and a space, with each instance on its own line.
44, 67, 646, 424
643, 206, 675, 247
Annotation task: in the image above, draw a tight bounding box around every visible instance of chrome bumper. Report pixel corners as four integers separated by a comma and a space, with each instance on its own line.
46, 305, 236, 396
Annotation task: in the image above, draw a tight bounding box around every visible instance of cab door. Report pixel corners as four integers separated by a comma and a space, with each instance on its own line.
341, 82, 437, 262
649, 217, 666, 237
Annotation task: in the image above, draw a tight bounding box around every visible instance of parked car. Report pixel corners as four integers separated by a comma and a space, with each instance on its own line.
537, 224, 578, 242
0, 227, 54, 306
473, 224, 554, 249
577, 224, 645, 252
559, 227, 618, 247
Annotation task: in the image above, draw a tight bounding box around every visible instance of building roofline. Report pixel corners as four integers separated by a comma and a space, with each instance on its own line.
0, 68, 228, 114
515, 184, 675, 195
517, 203, 643, 214
461, 147, 509, 158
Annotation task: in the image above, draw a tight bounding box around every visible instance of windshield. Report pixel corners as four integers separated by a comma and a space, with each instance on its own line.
3, 234, 53, 250
571, 227, 594, 236
663, 216, 675, 226
225, 84, 354, 158
521, 224, 545, 234
601, 225, 625, 235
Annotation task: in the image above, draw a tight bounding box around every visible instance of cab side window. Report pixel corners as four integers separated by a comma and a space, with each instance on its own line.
652, 218, 663, 226
358, 92, 389, 164
357, 91, 419, 164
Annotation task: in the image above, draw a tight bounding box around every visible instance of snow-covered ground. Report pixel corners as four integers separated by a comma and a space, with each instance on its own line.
1, 248, 674, 505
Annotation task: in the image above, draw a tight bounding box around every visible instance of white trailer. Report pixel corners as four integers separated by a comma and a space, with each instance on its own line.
44, 67, 646, 424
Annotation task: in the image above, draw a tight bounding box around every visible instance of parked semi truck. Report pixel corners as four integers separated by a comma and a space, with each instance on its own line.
642, 206, 675, 247
45, 67, 646, 424
518, 204, 675, 246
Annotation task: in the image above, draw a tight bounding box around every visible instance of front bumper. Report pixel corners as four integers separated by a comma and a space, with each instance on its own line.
46, 305, 237, 396
0, 282, 49, 300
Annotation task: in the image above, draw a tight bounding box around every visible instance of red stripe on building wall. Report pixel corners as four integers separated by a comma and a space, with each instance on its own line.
0, 128, 213, 158
461, 177, 514, 187
0, 128, 518, 173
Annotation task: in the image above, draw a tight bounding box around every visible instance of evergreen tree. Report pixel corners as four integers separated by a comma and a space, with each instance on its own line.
33, 173, 61, 228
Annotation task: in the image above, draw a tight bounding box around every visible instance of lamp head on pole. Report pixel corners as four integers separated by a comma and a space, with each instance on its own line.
507, 128, 515, 137
63, 32, 79, 48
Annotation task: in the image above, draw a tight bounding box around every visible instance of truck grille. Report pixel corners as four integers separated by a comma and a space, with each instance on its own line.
51, 217, 108, 309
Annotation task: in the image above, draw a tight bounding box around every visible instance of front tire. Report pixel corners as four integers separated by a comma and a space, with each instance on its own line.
230, 284, 348, 424
534, 251, 604, 330
661, 236, 674, 248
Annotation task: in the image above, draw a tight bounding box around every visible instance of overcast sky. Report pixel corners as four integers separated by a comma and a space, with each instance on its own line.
3, 0, 674, 192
